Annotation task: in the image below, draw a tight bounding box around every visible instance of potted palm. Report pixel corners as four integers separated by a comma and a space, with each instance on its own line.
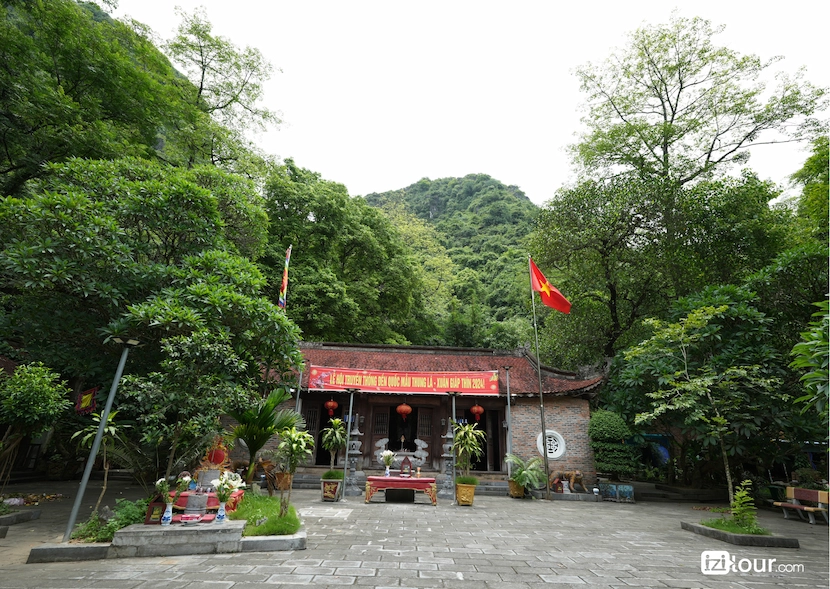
453, 421, 486, 506
505, 453, 546, 498
320, 418, 348, 501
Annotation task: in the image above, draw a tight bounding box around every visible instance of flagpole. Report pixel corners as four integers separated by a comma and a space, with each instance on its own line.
529, 255, 552, 500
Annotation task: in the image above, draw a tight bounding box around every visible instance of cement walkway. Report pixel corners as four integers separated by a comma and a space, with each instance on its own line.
1, 478, 827, 588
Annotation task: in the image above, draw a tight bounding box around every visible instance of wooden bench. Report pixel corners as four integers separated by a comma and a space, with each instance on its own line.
773, 487, 828, 525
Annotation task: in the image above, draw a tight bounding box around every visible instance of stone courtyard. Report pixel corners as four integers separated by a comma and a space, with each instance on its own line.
0, 478, 827, 588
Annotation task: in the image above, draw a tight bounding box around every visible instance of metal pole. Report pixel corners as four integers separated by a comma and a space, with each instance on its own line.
294, 368, 304, 413
529, 256, 552, 500
63, 345, 131, 542
450, 392, 457, 503
342, 389, 354, 499
504, 366, 512, 478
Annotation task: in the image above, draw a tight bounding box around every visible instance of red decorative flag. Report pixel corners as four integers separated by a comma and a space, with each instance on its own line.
529, 258, 571, 314
75, 387, 99, 415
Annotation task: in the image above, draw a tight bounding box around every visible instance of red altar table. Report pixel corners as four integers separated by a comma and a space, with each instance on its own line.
145, 489, 244, 524
365, 476, 437, 505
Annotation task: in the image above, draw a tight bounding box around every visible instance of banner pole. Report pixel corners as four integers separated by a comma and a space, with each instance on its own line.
529, 256, 552, 500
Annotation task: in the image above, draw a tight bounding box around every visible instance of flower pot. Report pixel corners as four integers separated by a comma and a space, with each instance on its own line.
455, 483, 476, 506
321, 479, 342, 502
508, 480, 525, 498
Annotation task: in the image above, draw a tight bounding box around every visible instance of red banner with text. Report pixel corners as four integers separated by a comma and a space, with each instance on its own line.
308, 366, 499, 395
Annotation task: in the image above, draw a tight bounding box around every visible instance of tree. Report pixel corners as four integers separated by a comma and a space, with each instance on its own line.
618, 290, 787, 501
573, 14, 826, 188
0, 158, 273, 386
0, 363, 71, 485
0, 1, 198, 196
790, 300, 829, 422
790, 136, 829, 242
261, 160, 417, 344
530, 177, 668, 368
162, 7, 278, 170
275, 427, 314, 517
452, 421, 486, 479
320, 418, 348, 470
71, 411, 129, 512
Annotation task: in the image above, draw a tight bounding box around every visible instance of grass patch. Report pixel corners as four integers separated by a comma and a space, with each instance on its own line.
455, 475, 479, 486
229, 493, 301, 536
700, 517, 771, 536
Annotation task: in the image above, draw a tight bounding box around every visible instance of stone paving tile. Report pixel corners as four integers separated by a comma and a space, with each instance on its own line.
1, 486, 828, 588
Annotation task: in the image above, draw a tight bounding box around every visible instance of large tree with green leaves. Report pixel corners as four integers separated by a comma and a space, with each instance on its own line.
262, 160, 418, 344
608, 286, 821, 494
0, 158, 271, 386
0, 0, 201, 196
530, 177, 668, 369
573, 14, 826, 188
161, 6, 278, 174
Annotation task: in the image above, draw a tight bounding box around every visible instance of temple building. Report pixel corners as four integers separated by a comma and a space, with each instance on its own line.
292, 342, 603, 481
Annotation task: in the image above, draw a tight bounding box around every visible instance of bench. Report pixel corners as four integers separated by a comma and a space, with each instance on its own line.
365, 476, 437, 505
773, 487, 828, 525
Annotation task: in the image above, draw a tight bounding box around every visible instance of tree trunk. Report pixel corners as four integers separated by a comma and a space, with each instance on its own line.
719, 434, 734, 504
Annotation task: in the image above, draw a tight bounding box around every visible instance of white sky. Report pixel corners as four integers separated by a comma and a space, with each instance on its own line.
113, 1, 828, 206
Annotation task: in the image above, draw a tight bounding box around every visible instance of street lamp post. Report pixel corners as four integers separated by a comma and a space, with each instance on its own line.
63, 338, 140, 542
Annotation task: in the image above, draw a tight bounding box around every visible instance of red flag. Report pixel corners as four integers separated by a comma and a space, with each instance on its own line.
529, 259, 571, 314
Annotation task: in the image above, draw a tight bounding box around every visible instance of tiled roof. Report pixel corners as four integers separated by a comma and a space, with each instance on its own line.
298, 342, 603, 398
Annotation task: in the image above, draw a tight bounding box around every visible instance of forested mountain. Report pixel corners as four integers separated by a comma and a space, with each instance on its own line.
365, 174, 540, 349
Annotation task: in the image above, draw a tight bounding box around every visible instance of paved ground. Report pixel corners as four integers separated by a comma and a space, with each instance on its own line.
0, 478, 827, 588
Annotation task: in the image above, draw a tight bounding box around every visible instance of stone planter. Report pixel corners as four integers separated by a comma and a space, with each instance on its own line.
508, 480, 525, 498
321, 479, 342, 502
455, 483, 476, 506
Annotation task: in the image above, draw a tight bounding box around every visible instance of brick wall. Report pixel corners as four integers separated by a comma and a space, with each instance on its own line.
510, 396, 596, 485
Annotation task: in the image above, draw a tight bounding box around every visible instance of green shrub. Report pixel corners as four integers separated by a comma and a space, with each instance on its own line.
455, 475, 479, 486
794, 467, 827, 490
588, 410, 640, 479
70, 497, 150, 543
0, 501, 12, 516
588, 409, 631, 441
321, 469, 344, 480
229, 493, 301, 536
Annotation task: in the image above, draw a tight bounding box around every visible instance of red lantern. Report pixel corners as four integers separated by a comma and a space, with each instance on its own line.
396, 402, 412, 422
470, 403, 484, 422
324, 398, 338, 417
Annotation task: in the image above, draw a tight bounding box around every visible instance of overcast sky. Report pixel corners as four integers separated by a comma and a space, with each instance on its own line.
113, 1, 828, 206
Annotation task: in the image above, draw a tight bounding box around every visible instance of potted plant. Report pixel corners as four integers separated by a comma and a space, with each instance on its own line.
320, 418, 348, 501
453, 421, 486, 506
505, 453, 546, 498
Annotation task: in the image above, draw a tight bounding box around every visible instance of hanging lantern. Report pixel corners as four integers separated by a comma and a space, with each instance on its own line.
324, 398, 338, 417
396, 402, 412, 422
470, 403, 485, 422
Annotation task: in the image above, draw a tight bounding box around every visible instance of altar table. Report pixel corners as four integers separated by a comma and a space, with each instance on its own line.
365, 476, 437, 505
